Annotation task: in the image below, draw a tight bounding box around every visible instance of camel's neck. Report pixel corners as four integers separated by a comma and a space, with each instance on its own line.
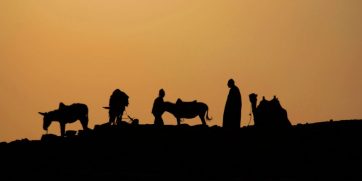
250, 101, 258, 118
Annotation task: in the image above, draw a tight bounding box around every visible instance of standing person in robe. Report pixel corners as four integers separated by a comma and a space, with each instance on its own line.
223, 79, 242, 128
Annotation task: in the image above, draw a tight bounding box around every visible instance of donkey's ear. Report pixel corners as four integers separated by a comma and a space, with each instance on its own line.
38, 112, 46, 116
59, 102, 66, 109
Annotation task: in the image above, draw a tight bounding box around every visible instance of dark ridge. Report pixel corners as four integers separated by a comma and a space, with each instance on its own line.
1, 120, 362, 180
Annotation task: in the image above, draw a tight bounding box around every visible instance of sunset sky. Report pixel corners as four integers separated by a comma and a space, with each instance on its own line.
1, 0, 361, 141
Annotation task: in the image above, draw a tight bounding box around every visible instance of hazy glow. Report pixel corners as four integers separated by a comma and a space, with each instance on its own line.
1, 0, 361, 141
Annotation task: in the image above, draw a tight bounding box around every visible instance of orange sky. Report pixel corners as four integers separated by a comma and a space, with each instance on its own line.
1, 0, 361, 141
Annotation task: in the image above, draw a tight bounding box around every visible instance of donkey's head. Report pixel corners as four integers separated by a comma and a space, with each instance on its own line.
38, 112, 52, 131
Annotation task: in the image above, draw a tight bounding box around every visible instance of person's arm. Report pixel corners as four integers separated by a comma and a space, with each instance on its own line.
152, 99, 157, 114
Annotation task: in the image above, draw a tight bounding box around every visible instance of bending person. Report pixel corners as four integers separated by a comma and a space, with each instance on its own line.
108, 89, 129, 125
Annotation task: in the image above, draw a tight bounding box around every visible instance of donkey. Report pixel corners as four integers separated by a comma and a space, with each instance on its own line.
163, 99, 212, 126
39, 102, 89, 137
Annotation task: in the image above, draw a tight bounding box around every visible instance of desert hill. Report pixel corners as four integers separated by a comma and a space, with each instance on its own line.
1, 119, 362, 180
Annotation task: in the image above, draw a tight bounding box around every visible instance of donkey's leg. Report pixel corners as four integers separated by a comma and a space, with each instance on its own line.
60, 123, 66, 137
199, 115, 207, 125
177, 117, 181, 125
81, 117, 89, 130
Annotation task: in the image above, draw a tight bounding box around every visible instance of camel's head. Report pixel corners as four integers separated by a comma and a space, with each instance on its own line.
249, 93, 258, 105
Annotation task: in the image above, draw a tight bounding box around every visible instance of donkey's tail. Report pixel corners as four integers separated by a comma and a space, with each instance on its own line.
206, 105, 212, 121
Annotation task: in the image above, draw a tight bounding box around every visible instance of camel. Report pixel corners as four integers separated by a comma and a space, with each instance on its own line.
249, 93, 292, 128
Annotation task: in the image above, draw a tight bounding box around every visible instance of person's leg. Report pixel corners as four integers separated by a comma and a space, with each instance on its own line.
109, 109, 116, 125
116, 108, 125, 125
154, 114, 164, 126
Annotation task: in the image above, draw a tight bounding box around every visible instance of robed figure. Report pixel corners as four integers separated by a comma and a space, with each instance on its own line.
223, 79, 242, 128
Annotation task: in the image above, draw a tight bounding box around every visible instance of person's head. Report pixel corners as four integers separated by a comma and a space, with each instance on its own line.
159, 89, 165, 98
227, 79, 235, 88
113, 89, 121, 95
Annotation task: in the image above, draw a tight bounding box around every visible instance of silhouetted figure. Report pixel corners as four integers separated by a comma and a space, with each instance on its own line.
39, 102, 89, 137
108, 89, 129, 125
164, 99, 212, 125
152, 89, 165, 126
249, 93, 292, 128
223, 79, 242, 128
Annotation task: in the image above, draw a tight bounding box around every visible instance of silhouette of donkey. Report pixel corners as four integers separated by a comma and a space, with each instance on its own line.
164, 99, 212, 125
39, 102, 89, 137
